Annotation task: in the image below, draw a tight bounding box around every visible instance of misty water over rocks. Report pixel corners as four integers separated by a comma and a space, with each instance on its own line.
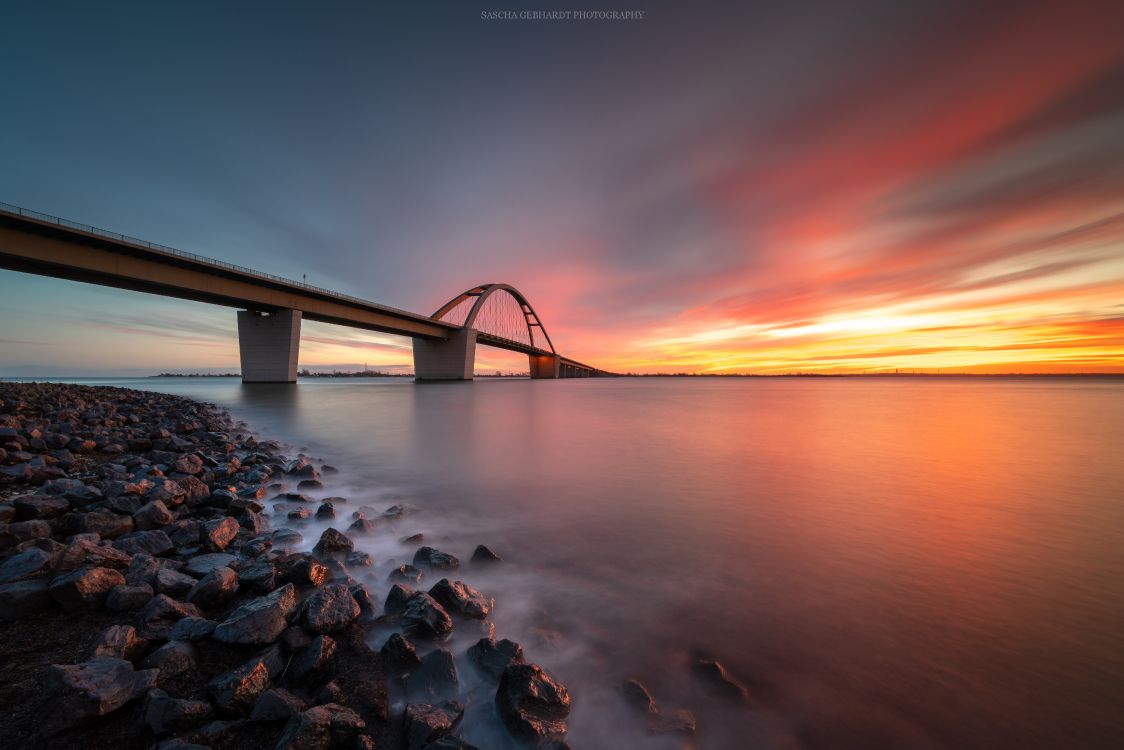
13, 375, 1124, 749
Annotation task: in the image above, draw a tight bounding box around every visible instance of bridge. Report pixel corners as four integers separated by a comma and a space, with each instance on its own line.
0, 203, 611, 382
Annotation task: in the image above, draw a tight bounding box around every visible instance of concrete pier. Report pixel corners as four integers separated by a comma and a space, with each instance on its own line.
413, 328, 478, 381
237, 309, 301, 383
529, 353, 560, 379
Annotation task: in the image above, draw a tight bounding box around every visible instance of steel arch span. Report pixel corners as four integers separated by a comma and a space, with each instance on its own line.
413, 282, 610, 381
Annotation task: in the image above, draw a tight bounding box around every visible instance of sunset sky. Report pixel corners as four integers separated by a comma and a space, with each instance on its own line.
2, 0, 1123, 375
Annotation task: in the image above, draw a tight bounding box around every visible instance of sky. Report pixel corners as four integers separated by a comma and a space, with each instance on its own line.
2, 0, 1123, 375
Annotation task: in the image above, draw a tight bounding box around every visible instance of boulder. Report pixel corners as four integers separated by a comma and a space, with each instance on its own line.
388, 563, 424, 584
69, 511, 134, 540
113, 529, 174, 557
144, 687, 213, 735
649, 708, 697, 736
470, 544, 501, 564
170, 616, 217, 641
186, 565, 239, 608
88, 624, 148, 662
0, 578, 51, 619
106, 583, 154, 611
13, 494, 71, 520
48, 658, 158, 729
126, 553, 161, 587
689, 658, 749, 703
405, 648, 459, 702
0, 545, 54, 584
183, 552, 237, 577
212, 583, 297, 645
300, 582, 361, 634
209, 656, 271, 714
201, 517, 240, 552
52, 538, 132, 574
141, 640, 198, 679
311, 527, 353, 558
466, 638, 524, 682
384, 583, 416, 616
288, 557, 329, 587
402, 701, 464, 750
428, 579, 492, 620
412, 546, 460, 571
346, 550, 373, 567
348, 517, 376, 535
402, 592, 454, 640
276, 703, 364, 750
496, 664, 571, 747
155, 566, 198, 597
619, 679, 659, 717
133, 500, 174, 531
238, 561, 277, 594
140, 594, 204, 639
49, 566, 126, 612
250, 688, 305, 722
288, 634, 337, 683
315, 502, 335, 520
380, 632, 421, 676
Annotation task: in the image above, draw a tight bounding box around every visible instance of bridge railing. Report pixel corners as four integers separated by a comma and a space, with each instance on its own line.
0, 201, 441, 323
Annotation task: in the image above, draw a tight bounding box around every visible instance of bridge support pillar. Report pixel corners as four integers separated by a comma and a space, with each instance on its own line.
529, 354, 560, 379
414, 328, 477, 381
237, 309, 301, 383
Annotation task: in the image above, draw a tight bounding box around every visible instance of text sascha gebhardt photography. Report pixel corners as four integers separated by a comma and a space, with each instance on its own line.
2, 2, 1123, 750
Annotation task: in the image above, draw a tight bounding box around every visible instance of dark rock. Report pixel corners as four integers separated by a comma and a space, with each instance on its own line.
201, 517, 240, 552
402, 701, 464, 750
388, 563, 424, 584
0, 505, 13, 523
133, 499, 174, 530
619, 679, 659, 717
106, 583, 154, 611
406, 648, 459, 702
314, 502, 335, 520
88, 624, 148, 661
428, 579, 492, 620
155, 566, 198, 597
186, 565, 239, 608
70, 511, 135, 539
49, 566, 126, 612
496, 664, 571, 747
141, 640, 198, 679
13, 494, 71, 520
470, 545, 502, 564
52, 538, 131, 573
209, 656, 271, 714
183, 552, 237, 577
272, 528, 303, 549
240, 509, 271, 535
176, 475, 212, 506
384, 583, 416, 616
280, 625, 312, 652
288, 507, 311, 521
311, 527, 353, 558
380, 633, 421, 676
144, 687, 213, 734
140, 594, 204, 639
689, 658, 749, 703
400, 533, 424, 545
1, 518, 52, 546
113, 529, 174, 556
0, 578, 51, 619
649, 708, 697, 736
170, 616, 217, 641
49, 657, 158, 729
301, 582, 361, 634
289, 557, 329, 587
297, 479, 323, 491
348, 517, 376, 535
346, 550, 373, 567
467, 638, 524, 682
413, 546, 460, 571
238, 561, 277, 594
288, 634, 337, 682
276, 703, 364, 750
213, 583, 298, 645
250, 688, 306, 722
173, 454, 204, 475
0, 545, 54, 583
402, 592, 454, 640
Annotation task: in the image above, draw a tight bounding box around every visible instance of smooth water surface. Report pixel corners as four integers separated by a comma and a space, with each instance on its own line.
50, 376, 1124, 749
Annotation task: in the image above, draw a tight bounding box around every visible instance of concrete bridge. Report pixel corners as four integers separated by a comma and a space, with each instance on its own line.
0, 203, 611, 382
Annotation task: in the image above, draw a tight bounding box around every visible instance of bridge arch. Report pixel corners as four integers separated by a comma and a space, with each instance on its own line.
431, 283, 556, 354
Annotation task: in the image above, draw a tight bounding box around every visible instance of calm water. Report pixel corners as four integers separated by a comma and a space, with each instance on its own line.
46, 376, 1124, 748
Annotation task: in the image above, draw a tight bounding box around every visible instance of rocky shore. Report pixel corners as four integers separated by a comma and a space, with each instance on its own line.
0, 382, 574, 750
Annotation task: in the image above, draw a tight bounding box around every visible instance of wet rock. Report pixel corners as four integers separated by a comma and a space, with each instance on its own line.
428, 579, 492, 620
144, 687, 213, 734
301, 582, 361, 634
209, 656, 271, 714
402, 592, 454, 640
88, 624, 148, 661
315, 502, 336, 521
176, 475, 212, 506
141, 640, 198, 679
413, 546, 460, 571
400, 533, 424, 545
13, 494, 71, 520
240, 509, 271, 535
140, 594, 204, 639
496, 664, 571, 747
406, 648, 459, 702
173, 454, 204, 475
384, 583, 415, 616
48, 657, 158, 729
0, 545, 54, 583
312, 527, 353, 558
276, 703, 364, 750
0, 578, 51, 619
423, 737, 480, 750
289, 557, 329, 587
183, 552, 237, 577
297, 479, 323, 491
113, 529, 174, 557
201, 517, 240, 552
133, 499, 174, 530
186, 565, 239, 608
346, 550, 373, 567
689, 658, 749, 703
288, 634, 337, 682
402, 701, 464, 750
250, 688, 306, 722
388, 563, 424, 584
347, 517, 376, 535
288, 507, 311, 521
155, 566, 198, 597
238, 561, 277, 594
170, 616, 217, 641
467, 638, 524, 682
106, 583, 154, 611
51, 538, 132, 574
470, 544, 502, 564
213, 583, 297, 645
619, 679, 659, 717
649, 708, 697, 736
380, 633, 421, 676
272, 528, 304, 549
49, 566, 126, 612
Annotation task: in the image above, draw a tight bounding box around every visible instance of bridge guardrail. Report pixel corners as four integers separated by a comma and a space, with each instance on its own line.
0, 201, 443, 324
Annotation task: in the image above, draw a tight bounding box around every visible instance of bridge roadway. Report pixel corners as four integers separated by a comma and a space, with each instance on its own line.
0, 203, 609, 382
